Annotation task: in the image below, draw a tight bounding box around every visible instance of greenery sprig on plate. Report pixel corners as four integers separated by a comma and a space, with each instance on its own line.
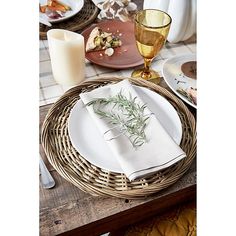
86, 90, 151, 148
176, 87, 195, 104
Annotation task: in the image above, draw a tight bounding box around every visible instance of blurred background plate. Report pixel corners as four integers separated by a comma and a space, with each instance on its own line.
162, 53, 197, 108
81, 19, 144, 69
39, 0, 84, 23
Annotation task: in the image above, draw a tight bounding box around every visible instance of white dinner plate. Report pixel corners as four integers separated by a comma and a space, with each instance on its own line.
162, 54, 197, 109
39, 0, 84, 23
68, 85, 183, 173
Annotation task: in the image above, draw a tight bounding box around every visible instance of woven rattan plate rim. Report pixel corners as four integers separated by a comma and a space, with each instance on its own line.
39, 0, 100, 40
41, 77, 196, 199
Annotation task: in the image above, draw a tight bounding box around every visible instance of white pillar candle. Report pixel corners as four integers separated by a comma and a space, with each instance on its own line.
47, 29, 85, 86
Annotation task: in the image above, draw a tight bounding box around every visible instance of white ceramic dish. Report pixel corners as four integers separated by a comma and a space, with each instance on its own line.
39, 0, 84, 23
162, 53, 197, 109
68, 85, 183, 173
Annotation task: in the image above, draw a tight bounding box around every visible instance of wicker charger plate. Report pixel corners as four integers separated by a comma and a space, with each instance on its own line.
41, 77, 196, 199
39, 0, 100, 40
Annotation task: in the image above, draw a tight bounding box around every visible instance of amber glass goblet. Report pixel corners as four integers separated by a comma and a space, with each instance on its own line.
132, 9, 172, 84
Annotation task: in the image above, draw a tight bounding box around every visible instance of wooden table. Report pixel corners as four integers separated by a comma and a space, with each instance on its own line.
39, 78, 196, 236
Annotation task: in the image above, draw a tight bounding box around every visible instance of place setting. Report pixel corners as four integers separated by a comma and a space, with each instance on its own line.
41, 77, 196, 198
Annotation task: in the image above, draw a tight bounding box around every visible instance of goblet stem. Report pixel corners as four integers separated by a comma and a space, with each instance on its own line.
141, 58, 153, 79
144, 58, 152, 72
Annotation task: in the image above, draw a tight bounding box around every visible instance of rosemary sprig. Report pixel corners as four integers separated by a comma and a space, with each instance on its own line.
176, 87, 195, 104
86, 90, 151, 148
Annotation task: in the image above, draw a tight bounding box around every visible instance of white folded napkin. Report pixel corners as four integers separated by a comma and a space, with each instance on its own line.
80, 80, 186, 181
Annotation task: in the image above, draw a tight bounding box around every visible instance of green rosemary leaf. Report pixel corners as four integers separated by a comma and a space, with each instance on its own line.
86, 90, 151, 148
143, 117, 150, 123
176, 88, 194, 104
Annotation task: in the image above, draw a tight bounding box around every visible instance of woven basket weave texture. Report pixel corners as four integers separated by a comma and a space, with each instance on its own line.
41, 77, 196, 199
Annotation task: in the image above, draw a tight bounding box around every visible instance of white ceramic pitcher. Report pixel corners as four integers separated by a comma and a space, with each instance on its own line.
143, 0, 196, 43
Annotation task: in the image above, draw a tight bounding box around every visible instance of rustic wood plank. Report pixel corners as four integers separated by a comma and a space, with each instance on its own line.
40, 184, 195, 236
